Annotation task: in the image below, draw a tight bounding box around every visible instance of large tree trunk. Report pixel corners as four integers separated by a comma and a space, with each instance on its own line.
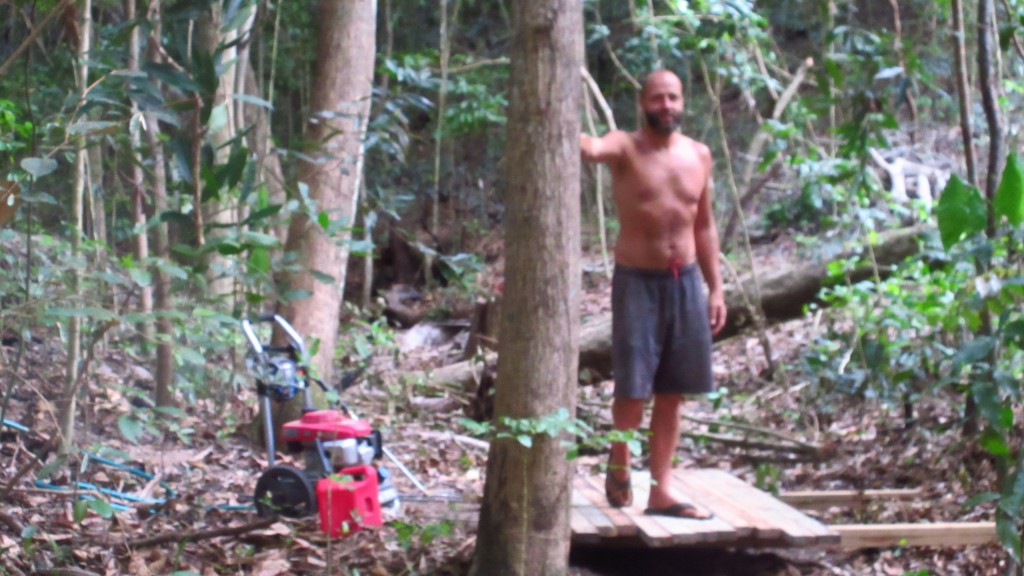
425, 226, 927, 391
469, 0, 582, 574
279, 0, 375, 405
196, 4, 240, 299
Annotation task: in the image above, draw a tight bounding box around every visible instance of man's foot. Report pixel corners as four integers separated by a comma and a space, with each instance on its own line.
643, 502, 714, 520
604, 470, 632, 508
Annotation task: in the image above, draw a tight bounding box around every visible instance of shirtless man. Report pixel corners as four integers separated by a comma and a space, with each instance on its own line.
580, 70, 726, 518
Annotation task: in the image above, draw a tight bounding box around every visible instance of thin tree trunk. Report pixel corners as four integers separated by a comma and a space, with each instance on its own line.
582, 89, 611, 279
978, 0, 1002, 223
362, 0, 396, 309
826, 0, 836, 156
125, 0, 153, 348
698, 54, 779, 380
429, 0, 456, 286
952, 0, 979, 186
59, 0, 91, 455
145, 0, 174, 408
469, 0, 582, 574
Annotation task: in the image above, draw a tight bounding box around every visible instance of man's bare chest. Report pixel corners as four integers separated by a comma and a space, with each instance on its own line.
615, 152, 706, 205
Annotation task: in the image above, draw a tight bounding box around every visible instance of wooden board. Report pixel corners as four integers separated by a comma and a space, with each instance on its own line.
630, 471, 736, 546
571, 486, 616, 538
681, 469, 839, 546
672, 469, 779, 541
779, 489, 921, 511
569, 468, 840, 548
832, 522, 997, 550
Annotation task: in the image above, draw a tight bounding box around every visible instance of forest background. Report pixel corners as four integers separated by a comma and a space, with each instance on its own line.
1, 0, 1024, 574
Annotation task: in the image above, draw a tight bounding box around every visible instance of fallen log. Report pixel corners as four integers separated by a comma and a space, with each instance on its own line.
411, 225, 928, 390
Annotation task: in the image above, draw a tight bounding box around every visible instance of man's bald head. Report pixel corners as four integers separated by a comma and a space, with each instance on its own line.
640, 69, 683, 98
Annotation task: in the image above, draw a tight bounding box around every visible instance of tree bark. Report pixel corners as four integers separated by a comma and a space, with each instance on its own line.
125, 0, 153, 348
952, 0, 978, 186
144, 0, 175, 408
195, 4, 240, 298
469, 1, 582, 574
280, 0, 376, 397
58, 0, 91, 454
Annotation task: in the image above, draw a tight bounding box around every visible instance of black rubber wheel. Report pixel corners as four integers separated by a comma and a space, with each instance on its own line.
254, 464, 316, 518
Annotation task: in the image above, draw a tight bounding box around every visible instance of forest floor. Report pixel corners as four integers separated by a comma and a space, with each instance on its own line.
0, 238, 1010, 576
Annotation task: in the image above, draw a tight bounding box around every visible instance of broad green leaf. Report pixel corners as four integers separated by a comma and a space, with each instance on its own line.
20, 157, 57, 178
936, 175, 986, 250
233, 93, 274, 110
19, 190, 58, 205
241, 205, 282, 226
36, 455, 66, 480
153, 259, 189, 280
239, 231, 280, 248
73, 500, 90, 523
118, 415, 144, 444
981, 428, 1010, 456
248, 247, 271, 276
20, 524, 37, 539
88, 498, 115, 518
994, 152, 1024, 226
207, 103, 229, 134
962, 491, 1000, 508
143, 62, 201, 92
128, 267, 153, 287
516, 435, 533, 448
47, 307, 116, 321
214, 241, 244, 256
311, 270, 337, 284
67, 120, 119, 136
281, 289, 313, 302
176, 346, 206, 366
1003, 319, 1024, 350
997, 514, 1023, 560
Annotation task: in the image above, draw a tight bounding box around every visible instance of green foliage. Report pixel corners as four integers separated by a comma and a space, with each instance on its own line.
936, 176, 987, 249
810, 151, 1024, 560
391, 519, 453, 550
994, 153, 1024, 226
459, 409, 643, 461
443, 74, 508, 134
808, 256, 967, 406
0, 100, 33, 174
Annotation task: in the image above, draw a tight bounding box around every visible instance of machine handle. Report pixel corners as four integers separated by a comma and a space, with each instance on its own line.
242, 313, 308, 360
241, 319, 264, 356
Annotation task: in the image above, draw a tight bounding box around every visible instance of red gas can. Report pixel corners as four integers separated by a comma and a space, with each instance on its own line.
316, 465, 382, 537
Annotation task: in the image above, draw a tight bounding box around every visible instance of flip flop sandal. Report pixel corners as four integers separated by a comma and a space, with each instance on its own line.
604, 471, 632, 508
643, 502, 714, 520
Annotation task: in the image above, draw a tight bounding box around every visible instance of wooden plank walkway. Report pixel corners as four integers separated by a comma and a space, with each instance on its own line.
571, 468, 840, 548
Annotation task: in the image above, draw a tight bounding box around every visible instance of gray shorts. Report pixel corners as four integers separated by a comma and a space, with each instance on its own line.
612, 262, 714, 399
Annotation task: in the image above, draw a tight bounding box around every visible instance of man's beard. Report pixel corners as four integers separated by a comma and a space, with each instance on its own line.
644, 111, 681, 134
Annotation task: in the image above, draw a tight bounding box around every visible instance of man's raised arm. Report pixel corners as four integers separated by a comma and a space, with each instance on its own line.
580, 130, 626, 165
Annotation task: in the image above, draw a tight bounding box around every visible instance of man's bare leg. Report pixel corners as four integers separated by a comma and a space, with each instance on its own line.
647, 393, 683, 509
609, 398, 645, 483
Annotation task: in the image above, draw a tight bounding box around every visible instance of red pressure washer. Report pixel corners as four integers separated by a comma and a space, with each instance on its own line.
242, 313, 399, 535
